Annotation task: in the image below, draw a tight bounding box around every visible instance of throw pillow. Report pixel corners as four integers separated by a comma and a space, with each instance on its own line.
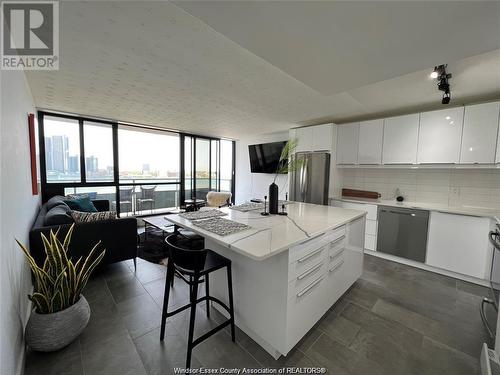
71, 211, 117, 223
46, 195, 68, 210
66, 192, 98, 200
45, 205, 74, 226
63, 195, 97, 212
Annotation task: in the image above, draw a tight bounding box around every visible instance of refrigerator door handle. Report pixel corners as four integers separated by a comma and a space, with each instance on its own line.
303, 154, 309, 202
299, 155, 307, 202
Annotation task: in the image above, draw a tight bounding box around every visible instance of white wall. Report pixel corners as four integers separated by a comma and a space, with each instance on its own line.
0, 68, 40, 375
235, 131, 289, 204
339, 168, 500, 208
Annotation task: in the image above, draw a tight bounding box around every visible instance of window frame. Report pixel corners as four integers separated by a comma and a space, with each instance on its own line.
38, 111, 236, 216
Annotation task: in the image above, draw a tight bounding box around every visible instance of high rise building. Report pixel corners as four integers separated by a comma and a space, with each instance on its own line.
86, 156, 98, 174
50, 135, 69, 172
44, 137, 53, 170
68, 156, 79, 173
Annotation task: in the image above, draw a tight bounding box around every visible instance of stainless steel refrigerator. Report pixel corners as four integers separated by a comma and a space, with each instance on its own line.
290, 152, 330, 205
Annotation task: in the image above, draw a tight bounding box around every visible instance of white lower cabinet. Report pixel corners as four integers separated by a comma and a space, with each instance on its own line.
330, 200, 378, 251
286, 217, 364, 351
331, 199, 494, 281
426, 212, 493, 279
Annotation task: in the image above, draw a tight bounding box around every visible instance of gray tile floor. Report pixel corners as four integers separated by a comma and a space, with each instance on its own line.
25, 254, 494, 375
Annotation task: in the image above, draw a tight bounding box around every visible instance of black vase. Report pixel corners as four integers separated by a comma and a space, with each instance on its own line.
269, 183, 279, 214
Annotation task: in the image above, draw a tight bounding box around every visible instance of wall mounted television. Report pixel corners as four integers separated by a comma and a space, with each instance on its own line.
248, 141, 287, 174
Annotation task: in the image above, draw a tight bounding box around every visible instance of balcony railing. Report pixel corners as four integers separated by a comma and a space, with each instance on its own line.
64, 178, 232, 217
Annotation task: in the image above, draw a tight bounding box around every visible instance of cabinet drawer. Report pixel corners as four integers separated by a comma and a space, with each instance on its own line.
328, 257, 345, 277
290, 274, 326, 303
329, 243, 345, 263
324, 225, 347, 243
289, 243, 328, 281
337, 202, 377, 220
363, 205, 378, 221
289, 226, 345, 264
288, 260, 327, 299
365, 219, 377, 235
287, 273, 328, 349
326, 245, 362, 304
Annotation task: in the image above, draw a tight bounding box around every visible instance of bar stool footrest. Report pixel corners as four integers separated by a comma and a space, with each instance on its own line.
163, 295, 232, 319
191, 319, 231, 348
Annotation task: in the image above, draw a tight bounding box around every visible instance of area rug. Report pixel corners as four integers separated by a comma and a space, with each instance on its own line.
137, 227, 170, 264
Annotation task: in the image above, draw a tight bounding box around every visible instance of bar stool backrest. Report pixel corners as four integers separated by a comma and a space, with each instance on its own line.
165, 233, 206, 274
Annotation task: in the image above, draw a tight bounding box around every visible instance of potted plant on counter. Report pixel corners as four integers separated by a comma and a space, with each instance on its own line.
269, 139, 303, 214
17, 224, 105, 352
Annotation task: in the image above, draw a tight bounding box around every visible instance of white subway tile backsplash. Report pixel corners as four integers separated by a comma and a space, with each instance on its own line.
338, 168, 500, 209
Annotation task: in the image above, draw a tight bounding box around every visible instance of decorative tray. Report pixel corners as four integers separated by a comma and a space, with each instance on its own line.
192, 217, 252, 236
179, 209, 227, 221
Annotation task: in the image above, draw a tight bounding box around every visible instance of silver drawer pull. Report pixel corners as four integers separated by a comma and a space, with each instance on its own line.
330, 235, 346, 245
297, 262, 324, 280
297, 276, 324, 298
297, 247, 324, 263
329, 260, 344, 273
300, 232, 325, 245
330, 248, 345, 260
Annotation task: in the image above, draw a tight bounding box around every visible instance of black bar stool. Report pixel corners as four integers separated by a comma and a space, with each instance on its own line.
160, 233, 236, 368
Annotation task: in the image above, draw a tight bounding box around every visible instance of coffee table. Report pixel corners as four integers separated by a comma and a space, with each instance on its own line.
183, 198, 205, 211
142, 211, 183, 241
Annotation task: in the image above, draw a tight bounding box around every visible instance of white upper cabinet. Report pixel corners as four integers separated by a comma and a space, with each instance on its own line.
382, 114, 419, 164
358, 119, 383, 164
312, 124, 333, 151
295, 127, 313, 152
336, 123, 359, 164
292, 124, 333, 152
417, 107, 464, 164
461, 102, 500, 164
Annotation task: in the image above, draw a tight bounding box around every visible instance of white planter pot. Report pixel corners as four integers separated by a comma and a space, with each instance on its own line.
25, 295, 90, 352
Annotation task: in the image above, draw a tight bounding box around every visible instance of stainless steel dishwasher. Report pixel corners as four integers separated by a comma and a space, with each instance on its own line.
376, 205, 429, 262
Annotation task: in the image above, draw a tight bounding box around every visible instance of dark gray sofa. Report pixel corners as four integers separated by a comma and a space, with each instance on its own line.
29, 196, 138, 269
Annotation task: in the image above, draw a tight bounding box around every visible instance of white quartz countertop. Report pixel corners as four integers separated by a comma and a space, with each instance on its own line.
165, 202, 366, 261
330, 196, 500, 221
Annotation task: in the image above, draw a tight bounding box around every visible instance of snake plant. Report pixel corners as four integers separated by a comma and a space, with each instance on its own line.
17, 225, 105, 314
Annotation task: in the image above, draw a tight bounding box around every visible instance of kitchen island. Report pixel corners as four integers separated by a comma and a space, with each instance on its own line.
166, 202, 366, 358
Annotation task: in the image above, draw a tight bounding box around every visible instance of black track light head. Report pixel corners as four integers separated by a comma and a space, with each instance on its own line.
431, 64, 452, 105
442, 90, 451, 105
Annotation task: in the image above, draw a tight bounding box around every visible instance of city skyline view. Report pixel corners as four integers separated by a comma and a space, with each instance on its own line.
43, 117, 232, 187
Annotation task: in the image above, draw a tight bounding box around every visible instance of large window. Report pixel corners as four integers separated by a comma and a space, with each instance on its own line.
84, 121, 114, 182
118, 126, 180, 183
43, 116, 81, 183
182, 136, 234, 202
220, 140, 233, 193
117, 126, 181, 216
39, 112, 235, 216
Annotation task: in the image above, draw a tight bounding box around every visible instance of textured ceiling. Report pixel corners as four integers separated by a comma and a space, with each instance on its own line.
25, 1, 500, 139
174, 1, 500, 96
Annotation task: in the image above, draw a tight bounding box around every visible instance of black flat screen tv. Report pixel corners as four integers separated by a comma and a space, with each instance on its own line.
248, 141, 287, 174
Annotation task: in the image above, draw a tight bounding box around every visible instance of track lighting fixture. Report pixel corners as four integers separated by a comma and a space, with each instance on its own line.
442, 90, 451, 105
430, 64, 452, 105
